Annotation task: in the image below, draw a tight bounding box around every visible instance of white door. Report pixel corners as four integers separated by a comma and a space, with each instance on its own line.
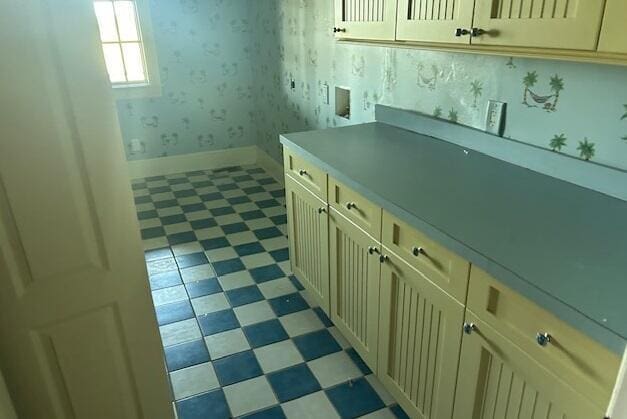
0, 1, 172, 418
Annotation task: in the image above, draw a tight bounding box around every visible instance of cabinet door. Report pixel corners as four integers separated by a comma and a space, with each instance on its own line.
329, 209, 381, 370
598, 0, 627, 54
454, 313, 605, 419
285, 175, 330, 313
396, 0, 475, 44
472, 0, 605, 50
334, 0, 397, 41
378, 250, 464, 419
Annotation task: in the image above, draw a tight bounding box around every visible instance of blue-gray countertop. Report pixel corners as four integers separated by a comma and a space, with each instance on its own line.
280, 114, 627, 354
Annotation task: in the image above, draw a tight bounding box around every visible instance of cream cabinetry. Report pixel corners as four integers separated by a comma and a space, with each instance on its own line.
333, 0, 397, 41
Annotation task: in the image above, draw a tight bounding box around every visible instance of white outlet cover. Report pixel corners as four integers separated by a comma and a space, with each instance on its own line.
485, 100, 506, 136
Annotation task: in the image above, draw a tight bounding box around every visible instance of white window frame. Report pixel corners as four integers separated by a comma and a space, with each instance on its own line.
96, 0, 161, 100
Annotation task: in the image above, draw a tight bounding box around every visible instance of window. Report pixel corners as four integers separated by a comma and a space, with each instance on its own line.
94, 0, 147, 85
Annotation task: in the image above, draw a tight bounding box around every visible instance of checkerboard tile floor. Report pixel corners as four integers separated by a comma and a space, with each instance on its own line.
132, 165, 408, 419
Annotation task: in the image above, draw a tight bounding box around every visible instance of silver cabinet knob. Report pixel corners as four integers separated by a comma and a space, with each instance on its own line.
379, 254, 389, 264
368, 246, 379, 255
333, 27, 346, 33
455, 28, 470, 37
471, 27, 486, 37
411, 246, 424, 256
298, 169, 307, 176
317, 207, 326, 214
536, 332, 552, 347
463, 322, 476, 334
346, 202, 357, 210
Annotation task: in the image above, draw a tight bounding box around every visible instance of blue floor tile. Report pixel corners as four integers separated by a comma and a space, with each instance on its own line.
154, 199, 178, 209
225, 285, 264, 307
268, 293, 309, 317
241, 406, 286, 419
257, 178, 275, 185
176, 389, 230, 419
233, 175, 253, 182
213, 350, 263, 386
174, 189, 197, 198
149, 186, 170, 194
390, 404, 410, 419
270, 214, 288, 225
210, 206, 236, 216
243, 186, 264, 194
190, 218, 217, 230
155, 300, 195, 326
197, 309, 240, 336
267, 363, 321, 403
227, 196, 251, 205
145, 175, 165, 181
168, 231, 197, 245
217, 183, 238, 191
240, 210, 266, 220
325, 377, 384, 419
138, 209, 158, 220
169, 178, 189, 185
191, 181, 213, 188
293, 329, 342, 361
176, 252, 209, 268
134, 195, 152, 204
149, 270, 183, 290
164, 339, 210, 372
313, 307, 333, 327
145, 247, 173, 262
222, 222, 249, 235
141, 226, 165, 240
270, 189, 285, 198
200, 236, 230, 251
185, 278, 221, 298
213, 258, 246, 276
160, 214, 187, 225
200, 192, 223, 202
132, 182, 147, 190
269, 248, 289, 262
253, 227, 283, 240
243, 319, 288, 348
250, 264, 284, 283
233, 242, 265, 257
256, 199, 280, 209
346, 348, 372, 375
288, 275, 305, 291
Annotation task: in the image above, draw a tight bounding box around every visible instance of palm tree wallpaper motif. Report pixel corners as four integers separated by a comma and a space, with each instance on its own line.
549, 134, 567, 152
522, 71, 537, 104
448, 108, 458, 123
548, 75, 564, 111
577, 138, 595, 161
522, 71, 564, 112
470, 80, 483, 109
433, 106, 443, 118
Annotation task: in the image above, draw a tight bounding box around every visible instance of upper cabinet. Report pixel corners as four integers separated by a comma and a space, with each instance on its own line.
471, 0, 606, 50
337, 0, 627, 64
334, 0, 397, 41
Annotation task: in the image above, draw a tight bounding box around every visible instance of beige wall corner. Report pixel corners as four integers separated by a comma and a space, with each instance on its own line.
256, 147, 284, 185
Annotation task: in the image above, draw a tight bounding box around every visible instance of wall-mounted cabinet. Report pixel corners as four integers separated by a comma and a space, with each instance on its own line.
333, 0, 397, 41
335, 0, 627, 65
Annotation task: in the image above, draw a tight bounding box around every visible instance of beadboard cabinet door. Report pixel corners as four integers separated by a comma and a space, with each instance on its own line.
285, 175, 330, 314
334, 0, 397, 41
454, 312, 605, 419
396, 0, 475, 44
471, 0, 605, 50
377, 250, 464, 419
329, 209, 381, 371
598, 0, 627, 54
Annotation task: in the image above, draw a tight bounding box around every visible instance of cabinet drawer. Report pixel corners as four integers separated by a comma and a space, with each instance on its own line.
283, 148, 327, 200
329, 177, 381, 238
467, 266, 620, 408
382, 211, 470, 303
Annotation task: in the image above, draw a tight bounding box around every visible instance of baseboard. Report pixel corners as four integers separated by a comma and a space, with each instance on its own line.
126, 146, 258, 179
256, 147, 284, 185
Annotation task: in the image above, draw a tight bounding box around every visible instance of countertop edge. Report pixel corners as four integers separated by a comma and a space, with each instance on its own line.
280, 134, 626, 355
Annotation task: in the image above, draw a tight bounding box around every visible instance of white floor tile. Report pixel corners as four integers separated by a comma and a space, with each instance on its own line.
180, 264, 216, 283
241, 253, 275, 269
260, 237, 288, 251
185, 209, 212, 221
169, 362, 219, 400
308, 351, 362, 388
245, 218, 275, 230
366, 374, 396, 406
281, 391, 340, 419
218, 271, 255, 291
204, 328, 251, 360
139, 218, 161, 229
164, 222, 193, 235
205, 246, 238, 262
142, 237, 168, 251
152, 285, 188, 306
233, 300, 276, 326
171, 242, 203, 256
360, 408, 397, 419
223, 376, 278, 417
194, 226, 224, 240
191, 293, 230, 315
227, 231, 258, 246
328, 327, 351, 349
258, 277, 298, 300
279, 309, 324, 337
159, 318, 201, 347
254, 340, 304, 373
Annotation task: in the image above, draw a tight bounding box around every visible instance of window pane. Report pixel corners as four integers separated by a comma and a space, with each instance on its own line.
121, 43, 146, 82
114, 1, 139, 42
93, 1, 118, 42
102, 44, 126, 83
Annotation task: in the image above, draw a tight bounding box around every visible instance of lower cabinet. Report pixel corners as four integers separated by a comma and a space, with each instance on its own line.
285, 175, 330, 313
454, 312, 605, 419
377, 249, 465, 419
328, 208, 381, 371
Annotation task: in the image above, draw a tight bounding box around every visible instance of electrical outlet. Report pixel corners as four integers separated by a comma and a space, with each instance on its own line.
130, 138, 143, 152
290, 78, 296, 90
322, 82, 330, 105
485, 100, 506, 136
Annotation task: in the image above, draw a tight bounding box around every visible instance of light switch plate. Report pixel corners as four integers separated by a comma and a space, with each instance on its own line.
486, 100, 506, 136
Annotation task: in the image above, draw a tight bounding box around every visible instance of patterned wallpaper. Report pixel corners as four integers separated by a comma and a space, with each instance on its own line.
250, 0, 627, 170
116, 0, 256, 160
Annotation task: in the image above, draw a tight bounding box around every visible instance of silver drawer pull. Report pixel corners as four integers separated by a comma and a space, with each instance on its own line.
317, 207, 326, 214
368, 246, 380, 255
411, 246, 424, 256
298, 169, 308, 176
463, 322, 477, 335
536, 332, 552, 347
346, 202, 357, 210
379, 254, 389, 264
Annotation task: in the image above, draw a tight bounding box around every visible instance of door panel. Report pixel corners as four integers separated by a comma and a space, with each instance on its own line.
598, 0, 627, 54
472, 0, 605, 50
329, 209, 381, 370
454, 312, 605, 419
378, 250, 464, 418
285, 176, 330, 313
396, 0, 475, 44
334, 0, 397, 41
0, 1, 172, 418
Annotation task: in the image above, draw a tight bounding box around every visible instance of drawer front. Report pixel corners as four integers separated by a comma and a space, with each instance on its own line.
467, 266, 620, 409
329, 177, 381, 238
382, 211, 470, 303
283, 148, 327, 200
